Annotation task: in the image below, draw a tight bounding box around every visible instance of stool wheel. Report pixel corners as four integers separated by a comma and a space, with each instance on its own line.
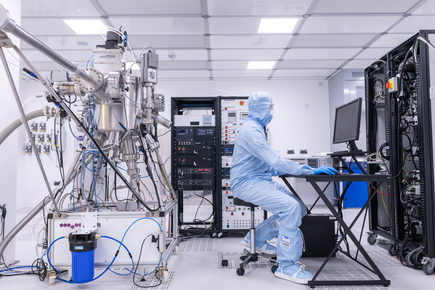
221, 260, 228, 267
240, 255, 246, 260
271, 265, 278, 273
236, 268, 245, 276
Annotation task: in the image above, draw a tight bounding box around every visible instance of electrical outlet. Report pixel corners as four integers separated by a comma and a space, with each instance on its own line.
287, 149, 294, 154
300, 149, 308, 154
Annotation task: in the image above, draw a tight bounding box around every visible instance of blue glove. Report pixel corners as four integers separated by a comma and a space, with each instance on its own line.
314, 166, 338, 175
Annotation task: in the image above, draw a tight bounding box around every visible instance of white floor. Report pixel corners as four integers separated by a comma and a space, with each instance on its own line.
1, 206, 434, 290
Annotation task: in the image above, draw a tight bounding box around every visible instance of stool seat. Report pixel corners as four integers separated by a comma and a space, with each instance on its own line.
233, 198, 257, 208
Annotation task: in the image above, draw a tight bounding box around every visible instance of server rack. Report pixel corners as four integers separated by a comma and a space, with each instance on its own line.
171, 97, 220, 235
366, 31, 435, 273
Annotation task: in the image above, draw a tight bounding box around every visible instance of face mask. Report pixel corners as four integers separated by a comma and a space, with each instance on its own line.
270, 102, 274, 116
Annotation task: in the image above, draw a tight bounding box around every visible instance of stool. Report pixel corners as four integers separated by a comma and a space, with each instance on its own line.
221, 198, 277, 276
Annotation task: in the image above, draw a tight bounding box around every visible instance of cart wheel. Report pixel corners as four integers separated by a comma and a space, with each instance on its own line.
221, 260, 229, 267
423, 263, 434, 275
210, 233, 216, 238
240, 256, 246, 260
236, 268, 245, 276
271, 265, 278, 273
217, 232, 223, 238
388, 243, 398, 256
367, 234, 377, 245
162, 271, 170, 283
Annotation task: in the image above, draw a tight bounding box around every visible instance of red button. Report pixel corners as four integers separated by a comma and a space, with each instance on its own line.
226, 207, 228, 209
205, 169, 210, 171
225, 126, 228, 129
226, 183, 228, 186
231, 212, 233, 215
242, 212, 244, 215
178, 147, 181, 150
225, 107, 227, 110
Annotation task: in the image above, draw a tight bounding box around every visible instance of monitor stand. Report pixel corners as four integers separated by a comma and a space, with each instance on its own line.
330, 142, 367, 174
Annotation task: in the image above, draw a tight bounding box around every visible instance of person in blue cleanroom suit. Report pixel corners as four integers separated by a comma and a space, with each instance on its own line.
230, 91, 337, 285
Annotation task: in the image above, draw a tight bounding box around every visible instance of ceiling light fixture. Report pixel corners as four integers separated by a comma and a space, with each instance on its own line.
63, 19, 107, 35
258, 18, 299, 33
247, 61, 275, 69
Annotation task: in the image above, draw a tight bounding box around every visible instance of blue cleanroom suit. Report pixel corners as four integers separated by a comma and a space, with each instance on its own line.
230, 91, 336, 284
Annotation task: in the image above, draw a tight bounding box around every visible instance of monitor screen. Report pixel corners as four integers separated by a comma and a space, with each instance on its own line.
333, 98, 362, 144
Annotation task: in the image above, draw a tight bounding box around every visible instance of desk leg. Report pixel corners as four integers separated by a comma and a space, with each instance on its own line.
280, 176, 310, 214
308, 181, 390, 287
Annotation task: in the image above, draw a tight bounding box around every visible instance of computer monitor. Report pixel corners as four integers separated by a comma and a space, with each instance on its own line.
332, 97, 362, 153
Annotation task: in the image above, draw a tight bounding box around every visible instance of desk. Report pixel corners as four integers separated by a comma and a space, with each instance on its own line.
306, 174, 390, 288
280, 174, 391, 288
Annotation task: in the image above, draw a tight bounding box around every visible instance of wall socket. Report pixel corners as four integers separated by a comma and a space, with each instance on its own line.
287, 149, 295, 154
300, 149, 308, 154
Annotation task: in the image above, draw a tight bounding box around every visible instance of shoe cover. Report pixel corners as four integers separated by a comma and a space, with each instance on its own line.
274, 262, 313, 285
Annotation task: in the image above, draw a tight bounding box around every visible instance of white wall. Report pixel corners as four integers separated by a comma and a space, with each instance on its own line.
0, 0, 21, 266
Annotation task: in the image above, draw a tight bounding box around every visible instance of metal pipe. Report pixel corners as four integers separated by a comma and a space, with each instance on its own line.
0, 47, 61, 216
0, 7, 95, 85
0, 108, 44, 145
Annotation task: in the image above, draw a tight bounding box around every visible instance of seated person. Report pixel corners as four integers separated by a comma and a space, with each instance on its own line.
230, 91, 336, 284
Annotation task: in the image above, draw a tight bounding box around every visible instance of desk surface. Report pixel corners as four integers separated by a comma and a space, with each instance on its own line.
281, 174, 390, 182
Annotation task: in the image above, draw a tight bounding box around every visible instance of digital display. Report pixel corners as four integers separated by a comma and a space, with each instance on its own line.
198, 129, 206, 134
178, 130, 185, 134
228, 112, 236, 117
225, 148, 233, 153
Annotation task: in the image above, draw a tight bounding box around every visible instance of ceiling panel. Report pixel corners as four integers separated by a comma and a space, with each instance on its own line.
210, 35, 292, 49
300, 16, 402, 34
20, 36, 104, 50
389, 16, 435, 33
159, 70, 210, 78
292, 34, 377, 47
127, 35, 205, 49
279, 60, 345, 69
21, 19, 85, 36
370, 34, 414, 48
343, 59, 377, 69
284, 48, 360, 59
156, 49, 208, 61
273, 69, 336, 77
212, 70, 272, 78
209, 17, 300, 34
313, 0, 419, 14
110, 17, 204, 34
21, 0, 100, 17
211, 49, 283, 60
100, 0, 201, 15
159, 61, 208, 70
212, 61, 252, 70
354, 48, 389, 59
207, 0, 313, 16
411, 0, 435, 15
209, 17, 260, 34
21, 50, 94, 62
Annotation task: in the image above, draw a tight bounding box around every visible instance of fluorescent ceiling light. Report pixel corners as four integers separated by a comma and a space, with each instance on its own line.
247, 61, 275, 69
63, 19, 107, 35
258, 18, 299, 33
